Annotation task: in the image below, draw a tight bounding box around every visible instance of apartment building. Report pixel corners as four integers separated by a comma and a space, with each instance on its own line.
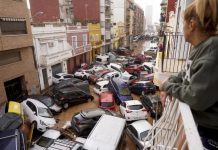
32, 24, 72, 90
30, 0, 73, 23
73, 0, 112, 53
0, 0, 40, 105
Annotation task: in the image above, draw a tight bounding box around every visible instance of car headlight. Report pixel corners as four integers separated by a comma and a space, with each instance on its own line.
40, 120, 46, 126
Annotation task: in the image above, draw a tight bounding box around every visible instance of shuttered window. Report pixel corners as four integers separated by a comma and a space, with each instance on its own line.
0, 18, 27, 35
0, 51, 21, 66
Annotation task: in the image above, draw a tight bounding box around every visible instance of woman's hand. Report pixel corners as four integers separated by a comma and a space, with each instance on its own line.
160, 91, 168, 107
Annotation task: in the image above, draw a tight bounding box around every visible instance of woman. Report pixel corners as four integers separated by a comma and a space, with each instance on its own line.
160, 0, 218, 149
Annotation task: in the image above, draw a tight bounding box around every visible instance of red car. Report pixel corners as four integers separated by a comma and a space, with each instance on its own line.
124, 64, 148, 75
88, 69, 110, 84
99, 92, 116, 111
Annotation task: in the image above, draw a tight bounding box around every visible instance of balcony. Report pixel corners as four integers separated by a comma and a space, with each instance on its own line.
40, 50, 72, 66
143, 98, 203, 150
153, 32, 190, 86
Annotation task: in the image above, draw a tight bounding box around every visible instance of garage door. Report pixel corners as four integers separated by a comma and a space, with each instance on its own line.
51, 63, 62, 76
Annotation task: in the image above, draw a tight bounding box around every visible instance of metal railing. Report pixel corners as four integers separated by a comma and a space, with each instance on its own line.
162, 32, 191, 73
143, 98, 203, 150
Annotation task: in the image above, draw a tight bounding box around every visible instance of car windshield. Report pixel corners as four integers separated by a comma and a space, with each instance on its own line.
38, 107, 53, 118
36, 136, 54, 148
100, 102, 114, 107
119, 87, 131, 96
41, 97, 54, 107
140, 130, 152, 141
95, 84, 101, 89
53, 75, 60, 78
127, 105, 143, 110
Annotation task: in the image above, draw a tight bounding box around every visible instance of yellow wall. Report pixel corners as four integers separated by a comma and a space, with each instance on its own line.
88, 23, 102, 62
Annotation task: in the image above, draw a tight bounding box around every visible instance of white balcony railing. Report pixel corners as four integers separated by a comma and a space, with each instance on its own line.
143, 98, 204, 150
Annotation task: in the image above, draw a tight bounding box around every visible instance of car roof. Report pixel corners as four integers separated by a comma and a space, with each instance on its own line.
111, 77, 126, 86
23, 98, 48, 108
130, 120, 152, 133
81, 108, 106, 118
96, 80, 109, 86
100, 92, 114, 102
125, 100, 142, 106
42, 129, 61, 139
59, 87, 82, 93
135, 81, 151, 84
56, 73, 71, 76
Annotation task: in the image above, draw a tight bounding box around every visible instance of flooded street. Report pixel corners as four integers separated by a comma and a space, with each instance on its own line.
55, 85, 139, 150
53, 40, 148, 150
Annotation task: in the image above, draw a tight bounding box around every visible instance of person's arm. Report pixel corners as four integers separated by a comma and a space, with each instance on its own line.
163, 59, 218, 111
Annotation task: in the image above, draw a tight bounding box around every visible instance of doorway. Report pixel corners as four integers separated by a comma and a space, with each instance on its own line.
4, 76, 26, 102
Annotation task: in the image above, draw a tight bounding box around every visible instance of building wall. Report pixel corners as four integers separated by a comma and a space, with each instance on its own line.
111, 0, 125, 23
88, 23, 102, 62
0, 0, 39, 104
30, 0, 60, 22
72, 0, 100, 24
166, 0, 176, 22
32, 24, 72, 90
66, 26, 90, 72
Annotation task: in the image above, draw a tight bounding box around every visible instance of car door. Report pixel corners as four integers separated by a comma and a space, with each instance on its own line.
120, 102, 126, 116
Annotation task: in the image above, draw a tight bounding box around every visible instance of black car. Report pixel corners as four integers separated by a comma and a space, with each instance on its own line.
52, 78, 90, 94
54, 87, 94, 109
28, 95, 62, 115
129, 81, 156, 95
71, 108, 117, 137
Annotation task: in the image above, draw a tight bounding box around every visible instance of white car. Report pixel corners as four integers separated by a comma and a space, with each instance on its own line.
52, 73, 74, 84
95, 54, 109, 65
21, 99, 56, 132
126, 120, 152, 149
97, 71, 120, 82
89, 65, 107, 72
74, 69, 93, 80
119, 100, 148, 121
116, 56, 129, 64
93, 80, 109, 95
30, 129, 84, 150
107, 63, 135, 83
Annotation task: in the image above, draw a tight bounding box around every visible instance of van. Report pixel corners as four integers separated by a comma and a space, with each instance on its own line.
95, 54, 109, 65
83, 114, 126, 150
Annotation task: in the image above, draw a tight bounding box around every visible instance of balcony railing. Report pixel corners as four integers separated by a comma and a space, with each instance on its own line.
143, 98, 203, 150
161, 32, 191, 73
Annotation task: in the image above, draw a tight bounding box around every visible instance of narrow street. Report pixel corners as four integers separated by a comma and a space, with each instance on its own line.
53, 40, 149, 150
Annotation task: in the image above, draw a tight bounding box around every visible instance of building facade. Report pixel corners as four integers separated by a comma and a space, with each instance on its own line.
73, 0, 112, 53
32, 24, 72, 90
66, 25, 91, 73
88, 23, 102, 62
30, 0, 73, 23
133, 4, 144, 36
0, 0, 40, 104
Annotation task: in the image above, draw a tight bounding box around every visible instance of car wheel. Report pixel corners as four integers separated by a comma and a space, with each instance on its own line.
63, 103, 69, 109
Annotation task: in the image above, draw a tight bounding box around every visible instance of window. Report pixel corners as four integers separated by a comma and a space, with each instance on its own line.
0, 50, 21, 66
72, 36, 77, 49
26, 101, 37, 113
0, 18, 27, 35
82, 34, 87, 46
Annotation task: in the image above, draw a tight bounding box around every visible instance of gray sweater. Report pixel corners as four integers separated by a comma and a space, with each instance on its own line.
163, 36, 218, 130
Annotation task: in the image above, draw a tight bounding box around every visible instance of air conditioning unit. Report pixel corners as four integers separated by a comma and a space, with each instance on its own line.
48, 42, 54, 47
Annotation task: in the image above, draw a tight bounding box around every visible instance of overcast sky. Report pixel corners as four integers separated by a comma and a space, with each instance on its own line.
135, 0, 161, 24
